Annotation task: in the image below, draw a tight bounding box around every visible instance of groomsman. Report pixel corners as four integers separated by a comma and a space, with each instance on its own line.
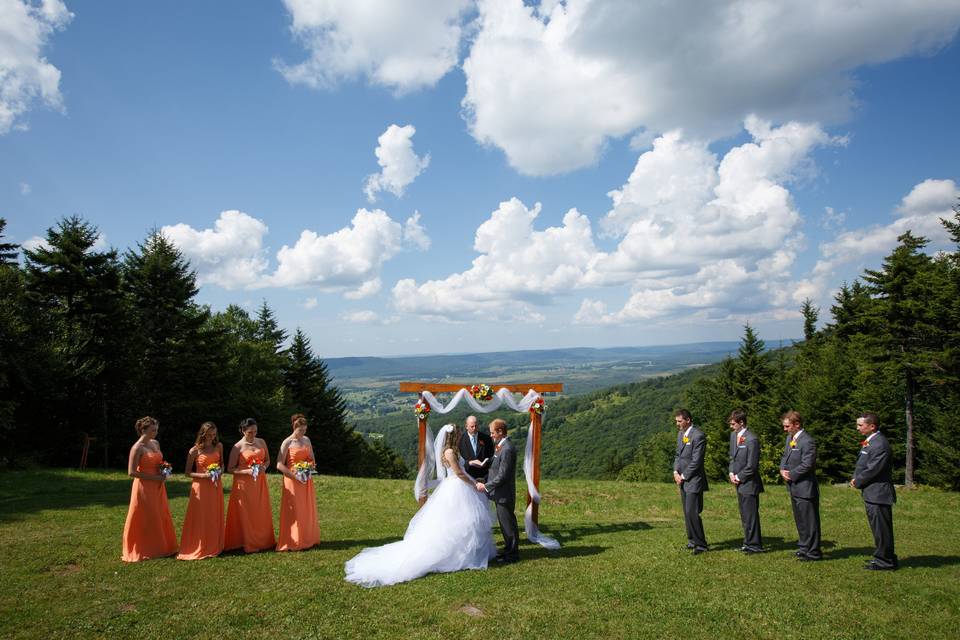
728, 409, 763, 553
851, 412, 898, 570
459, 415, 494, 481
779, 411, 822, 561
673, 408, 708, 554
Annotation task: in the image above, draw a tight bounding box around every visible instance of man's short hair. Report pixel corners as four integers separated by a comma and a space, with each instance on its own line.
728, 409, 747, 425
859, 411, 879, 427
781, 410, 802, 426
674, 408, 692, 421
490, 418, 508, 435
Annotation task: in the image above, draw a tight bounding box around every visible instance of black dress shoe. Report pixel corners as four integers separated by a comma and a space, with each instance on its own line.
742, 547, 764, 554
797, 554, 820, 562
795, 550, 804, 557
864, 563, 896, 571
686, 543, 695, 549
692, 547, 708, 555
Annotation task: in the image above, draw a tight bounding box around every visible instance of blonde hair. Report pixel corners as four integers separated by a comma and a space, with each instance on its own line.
194, 421, 219, 448
490, 418, 508, 437
134, 416, 157, 436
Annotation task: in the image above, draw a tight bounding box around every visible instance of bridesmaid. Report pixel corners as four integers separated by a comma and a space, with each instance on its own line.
276, 413, 320, 551
177, 422, 225, 560
224, 418, 276, 553
121, 416, 178, 562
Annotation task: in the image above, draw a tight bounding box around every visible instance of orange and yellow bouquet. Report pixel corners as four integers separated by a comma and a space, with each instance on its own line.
292, 461, 316, 484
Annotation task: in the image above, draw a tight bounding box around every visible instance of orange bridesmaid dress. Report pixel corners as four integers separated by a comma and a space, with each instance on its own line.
224, 447, 276, 553
276, 444, 320, 551
121, 450, 178, 562
177, 450, 225, 560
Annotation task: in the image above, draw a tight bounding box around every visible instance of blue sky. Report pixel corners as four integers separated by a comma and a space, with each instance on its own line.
3, 1, 959, 357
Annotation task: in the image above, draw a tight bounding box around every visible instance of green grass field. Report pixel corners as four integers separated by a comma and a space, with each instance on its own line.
1, 470, 958, 639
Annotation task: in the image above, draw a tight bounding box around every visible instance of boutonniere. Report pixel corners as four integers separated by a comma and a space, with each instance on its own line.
495, 442, 503, 452
682, 436, 690, 444
860, 439, 869, 447
738, 436, 746, 445
789, 439, 797, 448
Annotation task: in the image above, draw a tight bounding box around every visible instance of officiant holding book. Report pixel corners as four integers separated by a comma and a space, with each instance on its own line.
459, 415, 494, 481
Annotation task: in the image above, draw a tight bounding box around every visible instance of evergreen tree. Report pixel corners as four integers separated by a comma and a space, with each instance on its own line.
283, 328, 356, 473
123, 231, 222, 455
862, 232, 941, 486
801, 298, 819, 341
255, 299, 288, 352
23, 216, 128, 464
0, 219, 19, 265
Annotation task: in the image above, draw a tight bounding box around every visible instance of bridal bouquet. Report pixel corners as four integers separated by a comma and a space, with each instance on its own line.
530, 396, 546, 415
250, 458, 265, 481
414, 400, 430, 420
206, 463, 222, 484
292, 461, 316, 484
159, 461, 173, 479
470, 384, 493, 401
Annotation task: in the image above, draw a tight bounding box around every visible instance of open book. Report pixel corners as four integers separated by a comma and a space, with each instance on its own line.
468, 458, 490, 467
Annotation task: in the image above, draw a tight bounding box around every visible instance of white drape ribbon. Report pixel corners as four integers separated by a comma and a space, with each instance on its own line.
411, 387, 560, 549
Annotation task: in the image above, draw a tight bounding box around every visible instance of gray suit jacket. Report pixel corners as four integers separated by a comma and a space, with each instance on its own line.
854, 431, 896, 505
485, 438, 517, 507
779, 430, 818, 499
729, 429, 764, 495
674, 426, 708, 493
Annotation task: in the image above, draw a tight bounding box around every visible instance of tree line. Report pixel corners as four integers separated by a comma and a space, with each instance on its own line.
621, 202, 960, 489
0, 216, 406, 478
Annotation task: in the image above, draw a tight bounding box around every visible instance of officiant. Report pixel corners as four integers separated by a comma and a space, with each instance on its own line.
459, 415, 495, 481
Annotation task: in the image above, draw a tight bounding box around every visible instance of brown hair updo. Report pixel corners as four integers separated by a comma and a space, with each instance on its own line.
291, 413, 307, 431
135, 416, 158, 436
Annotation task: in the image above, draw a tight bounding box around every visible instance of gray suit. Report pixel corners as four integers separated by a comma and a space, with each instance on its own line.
780, 430, 821, 559
485, 438, 519, 559
854, 431, 897, 568
729, 429, 763, 550
674, 426, 708, 550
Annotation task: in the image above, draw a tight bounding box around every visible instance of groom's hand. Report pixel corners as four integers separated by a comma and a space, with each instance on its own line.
475, 482, 486, 492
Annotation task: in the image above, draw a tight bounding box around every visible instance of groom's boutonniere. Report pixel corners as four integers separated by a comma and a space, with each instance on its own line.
737, 436, 746, 445
790, 439, 797, 448
682, 436, 689, 444
860, 439, 869, 448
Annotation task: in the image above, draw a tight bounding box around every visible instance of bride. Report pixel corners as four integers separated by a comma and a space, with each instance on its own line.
344, 424, 497, 587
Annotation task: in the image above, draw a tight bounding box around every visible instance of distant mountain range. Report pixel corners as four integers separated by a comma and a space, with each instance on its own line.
326, 341, 752, 383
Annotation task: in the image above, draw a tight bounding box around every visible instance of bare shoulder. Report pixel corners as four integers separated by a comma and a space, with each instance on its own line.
256, 437, 268, 448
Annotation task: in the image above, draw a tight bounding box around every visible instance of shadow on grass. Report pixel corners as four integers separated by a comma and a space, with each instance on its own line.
512, 544, 606, 563
537, 520, 652, 543
319, 536, 404, 551
710, 536, 838, 553
0, 469, 238, 523
900, 555, 960, 569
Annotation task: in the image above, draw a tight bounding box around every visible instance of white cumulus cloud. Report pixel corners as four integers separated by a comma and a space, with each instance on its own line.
162, 211, 270, 290
462, 0, 960, 175
0, 0, 73, 134
364, 124, 430, 202
276, 0, 471, 94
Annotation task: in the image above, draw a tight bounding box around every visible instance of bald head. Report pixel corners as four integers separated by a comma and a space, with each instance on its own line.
465, 415, 478, 435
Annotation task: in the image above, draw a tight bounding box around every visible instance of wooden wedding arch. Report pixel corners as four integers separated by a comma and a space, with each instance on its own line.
399, 381, 563, 530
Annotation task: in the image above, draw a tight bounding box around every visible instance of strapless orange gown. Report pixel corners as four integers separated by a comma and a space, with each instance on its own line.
177, 450, 225, 560
276, 444, 320, 551
121, 450, 178, 562
224, 446, 276, 553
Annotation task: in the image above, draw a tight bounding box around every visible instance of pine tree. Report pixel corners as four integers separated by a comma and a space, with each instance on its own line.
862, 232, 941, 486
23, 216, 128, 464
0, 219, 19, 266
283, 328, 355, 473
255, 299, 287, 352
801, 298, 819, 341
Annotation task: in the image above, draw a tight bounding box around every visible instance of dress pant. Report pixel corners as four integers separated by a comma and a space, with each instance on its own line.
737, 493, 762, 550
680, 489, 707, 549
496, 502, 519, 558
790, 494, 822, 558
866, 502, 897, 568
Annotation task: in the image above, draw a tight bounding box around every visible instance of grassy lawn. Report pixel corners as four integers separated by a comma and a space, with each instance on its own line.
1, 469, 958, 639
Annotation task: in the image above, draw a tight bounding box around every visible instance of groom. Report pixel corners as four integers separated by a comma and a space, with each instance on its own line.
476, 418, 519, 563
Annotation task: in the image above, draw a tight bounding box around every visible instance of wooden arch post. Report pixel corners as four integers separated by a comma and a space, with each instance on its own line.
400, 382, 563, 529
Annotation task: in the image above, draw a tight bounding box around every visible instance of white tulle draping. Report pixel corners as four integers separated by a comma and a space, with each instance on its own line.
412, 387, 560, 549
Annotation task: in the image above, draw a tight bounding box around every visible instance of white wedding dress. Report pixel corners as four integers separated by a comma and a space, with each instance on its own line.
344, 451, 497, 588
